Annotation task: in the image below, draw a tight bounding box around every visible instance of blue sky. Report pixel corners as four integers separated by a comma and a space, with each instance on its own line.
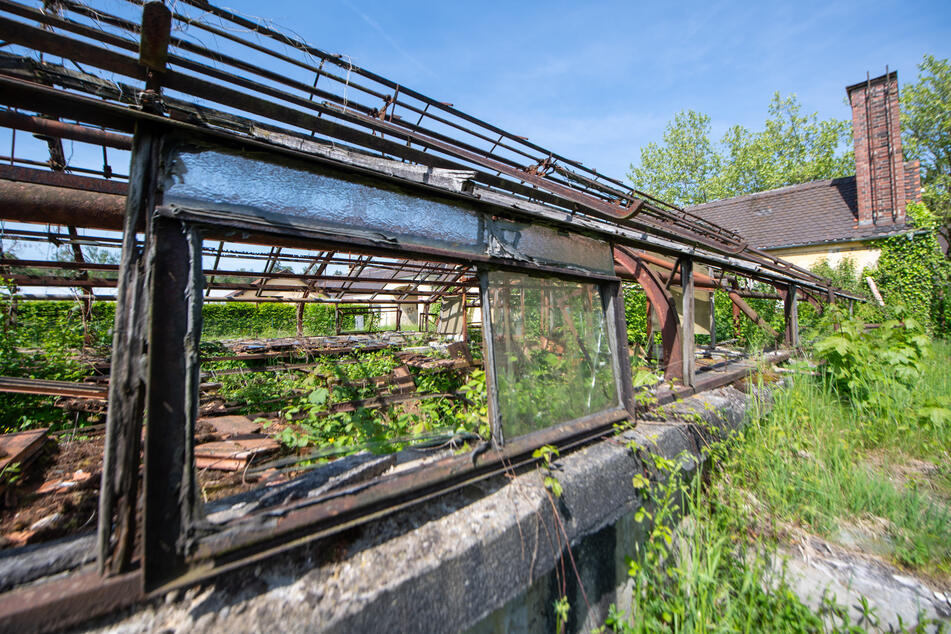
215, 0, 951, 181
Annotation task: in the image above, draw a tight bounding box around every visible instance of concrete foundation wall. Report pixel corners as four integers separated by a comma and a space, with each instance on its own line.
82, 386, 760, 634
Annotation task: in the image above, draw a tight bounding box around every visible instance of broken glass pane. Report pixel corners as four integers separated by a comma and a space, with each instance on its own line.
487, 271, 618, 439
487, 219, 614, 274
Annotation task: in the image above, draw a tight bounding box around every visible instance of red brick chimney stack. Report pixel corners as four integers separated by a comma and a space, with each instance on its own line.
847, 70, 906, 226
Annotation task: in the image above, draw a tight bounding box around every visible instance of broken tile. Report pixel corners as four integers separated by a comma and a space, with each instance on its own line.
195, 437, 280, 471
201, 415, 262, 438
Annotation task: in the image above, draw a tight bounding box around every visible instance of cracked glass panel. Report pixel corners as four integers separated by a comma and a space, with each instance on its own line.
163, 148, 485, 254
164, 146, 614, 274
488, 219, 614, 274
487, 271, 618, 439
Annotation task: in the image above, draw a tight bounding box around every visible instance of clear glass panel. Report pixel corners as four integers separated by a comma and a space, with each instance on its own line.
164, 148, 485, 254
487, 272, 618, 439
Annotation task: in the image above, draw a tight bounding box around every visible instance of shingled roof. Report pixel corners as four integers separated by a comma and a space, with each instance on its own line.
687, 175, 910, 250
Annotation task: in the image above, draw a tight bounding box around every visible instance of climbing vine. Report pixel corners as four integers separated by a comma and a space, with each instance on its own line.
873, 202, 949, 335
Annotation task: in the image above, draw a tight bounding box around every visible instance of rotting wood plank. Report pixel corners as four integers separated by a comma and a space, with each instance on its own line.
98, 0, 172, 578
0, 429, 48, 475
143, 216, 203, 591
96, 123, 163, 576
194, 437, 279, 472
784, 283, 800, 348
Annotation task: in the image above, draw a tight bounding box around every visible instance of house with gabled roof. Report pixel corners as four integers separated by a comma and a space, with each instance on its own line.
690, 71, 922, 273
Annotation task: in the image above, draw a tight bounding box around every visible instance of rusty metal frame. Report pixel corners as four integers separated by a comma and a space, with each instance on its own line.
614, 246, 683, 381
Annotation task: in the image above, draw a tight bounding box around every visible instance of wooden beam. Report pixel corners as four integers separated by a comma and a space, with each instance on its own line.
784, 283, 799, 348
143, 218, 203, 591
98, 0, 171, 578
681, 257, 695, 387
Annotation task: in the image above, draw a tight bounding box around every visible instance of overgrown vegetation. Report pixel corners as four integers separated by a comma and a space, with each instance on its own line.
0, 288, 480, 438
6, 299, 383, 347
201, 302, 377, 339
270, 352, 487, 453
606, 313, 950, 631
1, 283, 91, 433
874, 203, 951, 337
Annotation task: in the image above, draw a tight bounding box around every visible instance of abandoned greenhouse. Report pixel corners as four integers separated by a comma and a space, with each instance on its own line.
0, 1, 864, 631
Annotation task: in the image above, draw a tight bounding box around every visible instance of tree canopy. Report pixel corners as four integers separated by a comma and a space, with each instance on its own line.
901, 55, 951, 254
628, 93, 853, 208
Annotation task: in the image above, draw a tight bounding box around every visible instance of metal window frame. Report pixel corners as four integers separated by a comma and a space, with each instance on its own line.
132, 133, 634, 592
478, 268, 632, 447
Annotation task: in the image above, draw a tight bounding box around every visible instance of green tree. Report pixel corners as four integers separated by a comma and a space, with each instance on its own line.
629, 93, 853, 207
901, 55, 951, 257
628, 110, 722, 206
718, 94, 853, 195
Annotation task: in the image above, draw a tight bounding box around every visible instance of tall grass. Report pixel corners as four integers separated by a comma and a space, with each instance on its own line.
606, 459, 827, 633
607, 339, 951, 631
730, 369, 951, 572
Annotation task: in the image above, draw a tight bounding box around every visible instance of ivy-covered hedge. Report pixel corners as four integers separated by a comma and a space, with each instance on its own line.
10, 300, 115, 349
872, 203, 949, 337
200, 303, 337, 338
9, 300, 381, 346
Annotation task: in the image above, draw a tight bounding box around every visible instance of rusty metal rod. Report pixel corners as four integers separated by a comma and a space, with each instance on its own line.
0, 109, 132, 150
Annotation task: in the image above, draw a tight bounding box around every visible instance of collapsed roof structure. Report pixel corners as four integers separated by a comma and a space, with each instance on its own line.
0, 0, 862, 627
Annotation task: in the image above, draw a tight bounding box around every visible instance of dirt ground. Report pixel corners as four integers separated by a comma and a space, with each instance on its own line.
0, 423, 295, 550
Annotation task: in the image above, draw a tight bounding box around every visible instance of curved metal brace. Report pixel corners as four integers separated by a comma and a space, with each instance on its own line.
614, 246, 683, 380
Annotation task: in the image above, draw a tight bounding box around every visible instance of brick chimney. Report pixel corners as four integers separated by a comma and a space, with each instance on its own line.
847, 71, 906, 226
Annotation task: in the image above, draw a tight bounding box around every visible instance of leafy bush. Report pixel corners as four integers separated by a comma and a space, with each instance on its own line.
10, 300, 114, 349
813, 307, 930, 409
273, 350, 486, 452
201, 302, 373, 338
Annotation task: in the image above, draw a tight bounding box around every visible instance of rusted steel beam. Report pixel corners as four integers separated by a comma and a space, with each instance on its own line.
0, 259, 478, 288
0, 176, 126, 229
613, 246, 683, 380
0, 568, 142, 634
728, 289, 779, 339
730, 280, 742, 334
0, 376, 108, 399
0, 66, 856, 299
0, 110, 132, 150
193, 404, 630, 561
0, 16, 762, 260
0, 15, 144, 82
624, 250, 780, 339
0, 25, 851, 301
615, 268, 781, 299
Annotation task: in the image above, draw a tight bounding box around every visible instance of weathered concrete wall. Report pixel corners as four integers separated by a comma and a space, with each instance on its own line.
80, 386, 758, 634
